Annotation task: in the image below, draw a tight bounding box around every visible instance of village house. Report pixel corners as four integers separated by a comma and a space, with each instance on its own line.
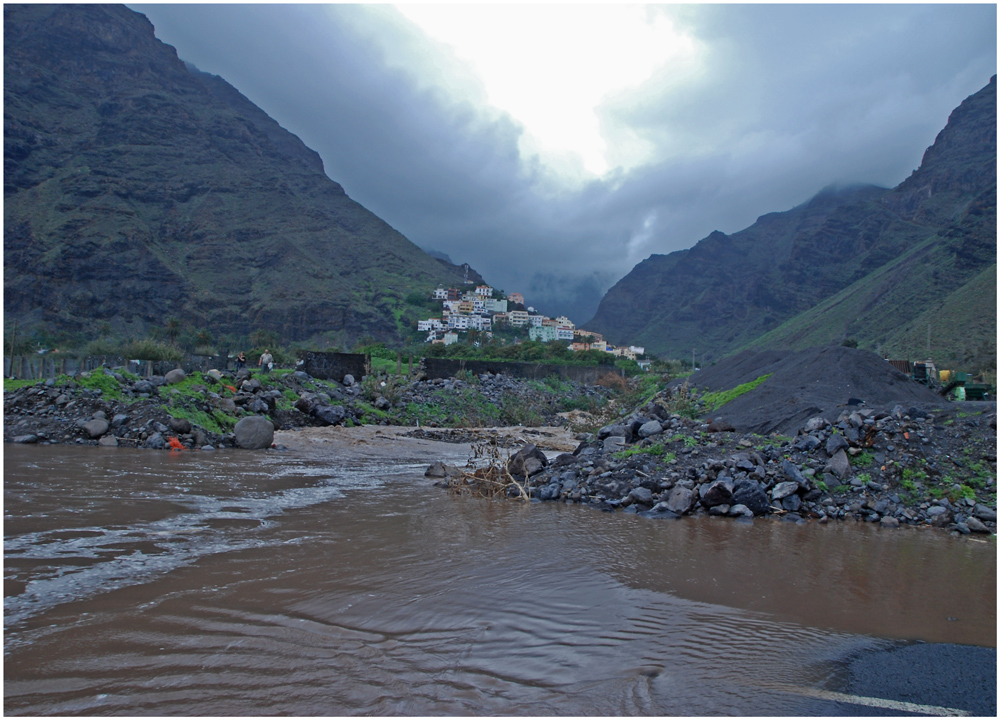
417, 318, 445, 332
508, 310, 529, 327
575, 329, 604, 343
507, 292, 525, 306
570, 341, 591, 352
484, 298, 507, 313
529, 325, 560, 343
432, 287, 448, 300
443, 332, 459, 346
554, 316, 575, 330
474, 285, 493, 297
556, 326, 574, 341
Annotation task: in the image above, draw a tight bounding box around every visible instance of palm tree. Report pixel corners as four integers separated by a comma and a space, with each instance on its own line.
164, 317, 182, 346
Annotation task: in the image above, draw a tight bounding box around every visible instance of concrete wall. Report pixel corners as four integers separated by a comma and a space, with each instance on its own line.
4, 354, 226, 380
301, 351, 370, 383
422, 358, 622, 384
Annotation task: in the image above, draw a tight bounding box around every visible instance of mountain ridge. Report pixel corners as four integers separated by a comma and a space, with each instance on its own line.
4, 3, 477, 347
584, 76, 997, 369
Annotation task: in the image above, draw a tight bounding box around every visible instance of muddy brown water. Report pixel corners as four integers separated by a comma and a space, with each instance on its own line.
4, 428, 996, 715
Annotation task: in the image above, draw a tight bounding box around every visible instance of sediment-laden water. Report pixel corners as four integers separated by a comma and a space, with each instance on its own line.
4, 432, 995, 715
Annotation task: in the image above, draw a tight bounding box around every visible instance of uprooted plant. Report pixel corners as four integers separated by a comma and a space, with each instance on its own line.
447, 437, 531, 501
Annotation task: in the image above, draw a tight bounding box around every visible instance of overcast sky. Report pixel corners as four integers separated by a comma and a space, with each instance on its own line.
135, 3, 996, 323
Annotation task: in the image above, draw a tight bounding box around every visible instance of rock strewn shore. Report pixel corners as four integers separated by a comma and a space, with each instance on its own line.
2, 365, 610, 450
440, 399, 998, 537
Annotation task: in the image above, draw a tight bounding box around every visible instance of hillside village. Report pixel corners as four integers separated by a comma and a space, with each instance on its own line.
418, 283, 647, 364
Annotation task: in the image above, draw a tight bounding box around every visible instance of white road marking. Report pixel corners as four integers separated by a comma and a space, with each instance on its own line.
771, 683, 972, 716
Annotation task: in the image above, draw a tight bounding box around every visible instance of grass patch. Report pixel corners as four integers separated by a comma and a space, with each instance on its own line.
3, 378, 39, 391
850, 450, 875, 467
613, 443, 676, 461
165, 405, 236, 435
699, 374, 772, 412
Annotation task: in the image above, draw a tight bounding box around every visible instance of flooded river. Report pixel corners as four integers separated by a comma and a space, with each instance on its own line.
4, 428, 996, 715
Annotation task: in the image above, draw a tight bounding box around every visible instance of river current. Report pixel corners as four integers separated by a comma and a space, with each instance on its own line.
4, 429, 996, 715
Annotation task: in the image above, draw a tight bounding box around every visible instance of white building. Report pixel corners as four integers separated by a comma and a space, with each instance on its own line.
443, 332, 459, 346
528, 314, 545, 327
556, 326, 574, 341
417, 318, 444, 332
468, 314, 492, 331
554, 316, 575, 330
448, 314, 471, 330
629, 346, 645, 356
432, 287, 448, 300
484, 298, 508, 314
475, 285, 493, 297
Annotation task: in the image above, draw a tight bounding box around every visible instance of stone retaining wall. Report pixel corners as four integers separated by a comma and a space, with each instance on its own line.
300, 352, 370, 383
421, 358, 623, 384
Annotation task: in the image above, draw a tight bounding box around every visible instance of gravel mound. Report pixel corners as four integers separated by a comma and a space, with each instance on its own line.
676, 346, 943, 435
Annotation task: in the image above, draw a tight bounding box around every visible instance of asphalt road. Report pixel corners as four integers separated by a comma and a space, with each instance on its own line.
787, 642, 997, 717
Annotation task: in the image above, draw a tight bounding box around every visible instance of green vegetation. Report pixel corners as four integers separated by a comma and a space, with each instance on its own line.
850, 450, 875, 467
815, 479, 829, 492
668, 433, 699, 447
613, 443, 675, 461
164, 405, 236, 435
699, 374, 772, 412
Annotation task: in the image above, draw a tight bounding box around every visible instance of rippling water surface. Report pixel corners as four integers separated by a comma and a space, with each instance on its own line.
4, 441, 995, 715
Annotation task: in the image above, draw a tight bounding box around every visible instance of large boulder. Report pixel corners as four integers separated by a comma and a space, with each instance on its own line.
637, 420, 664, 439
732, 479, 770, 516
168, 417, 192, 434
508, 444, 548, 478
598, 423, 632, 442
824, 449, 851, 478
234, 416, 274, 449
83, 418, 109, 439
700, 479, 734, 508
164, 368, 187, 385
662, 486, 697, 514
312, 404, 346, 426
770, 481, 799, 501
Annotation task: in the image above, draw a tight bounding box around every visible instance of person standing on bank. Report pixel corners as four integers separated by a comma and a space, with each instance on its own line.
259, 348, 273, 374
235, 351, 246, 372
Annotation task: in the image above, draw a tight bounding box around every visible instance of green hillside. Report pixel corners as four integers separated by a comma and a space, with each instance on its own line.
4, 4, 476, 347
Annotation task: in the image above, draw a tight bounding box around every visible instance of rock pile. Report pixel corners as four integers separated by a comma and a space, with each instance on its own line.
452, 398, 997, 536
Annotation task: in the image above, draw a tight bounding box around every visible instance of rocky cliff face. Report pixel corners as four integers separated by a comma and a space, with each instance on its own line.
4, 4, 473, 344
585, 77, 997, 366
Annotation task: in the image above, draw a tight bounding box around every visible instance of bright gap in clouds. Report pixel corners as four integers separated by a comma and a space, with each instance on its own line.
395, 4, 697, 179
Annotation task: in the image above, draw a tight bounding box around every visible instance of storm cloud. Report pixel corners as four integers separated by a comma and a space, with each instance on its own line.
135, 4, 996, 323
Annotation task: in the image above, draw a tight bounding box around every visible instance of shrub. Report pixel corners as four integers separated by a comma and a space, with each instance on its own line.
120, 339, 183, 362
596, 372, 628, 391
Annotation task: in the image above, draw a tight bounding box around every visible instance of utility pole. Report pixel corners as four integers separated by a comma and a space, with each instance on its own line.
927, 323, 931, 356
692, 348, 696, 370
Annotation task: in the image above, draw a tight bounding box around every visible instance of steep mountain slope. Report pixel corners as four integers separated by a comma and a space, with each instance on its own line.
4, 4, 473, 344
585, 77, 997, 366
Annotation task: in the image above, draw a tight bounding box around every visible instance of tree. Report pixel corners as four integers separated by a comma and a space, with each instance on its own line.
249, 329, 280, 349
164, 317, 182, 346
